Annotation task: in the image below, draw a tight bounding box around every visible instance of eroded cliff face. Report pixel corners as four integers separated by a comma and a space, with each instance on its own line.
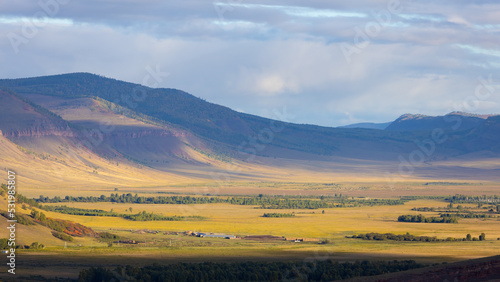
1, 123, 74, 138
0, 91, 75, 138
79, 128, 188, 139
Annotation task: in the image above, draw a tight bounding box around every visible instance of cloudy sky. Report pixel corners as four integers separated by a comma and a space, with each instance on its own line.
1, 0, 499, 126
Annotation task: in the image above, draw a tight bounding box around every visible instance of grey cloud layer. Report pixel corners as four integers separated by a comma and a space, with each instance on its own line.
0, 0, 499, 126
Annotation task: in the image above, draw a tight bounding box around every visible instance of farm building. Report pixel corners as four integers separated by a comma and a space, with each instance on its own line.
285, 238, 319, 242
197, 233, 237, 239
116, 240, 138, 244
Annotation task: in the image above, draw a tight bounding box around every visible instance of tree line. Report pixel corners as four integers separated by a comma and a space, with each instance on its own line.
439, 213, 496, 219
79, 260, 424, 282
397, 214, 458, 223
262, 213, 295, 218
0, 210, 34, 225
348, 232, 485, 242
42, 205, 205, 221
446, 194, 500, 204
34, 193, 409, 210
30, 209, 95, 237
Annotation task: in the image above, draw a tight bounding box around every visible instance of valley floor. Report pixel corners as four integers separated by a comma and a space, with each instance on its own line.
1, 181, 500, 280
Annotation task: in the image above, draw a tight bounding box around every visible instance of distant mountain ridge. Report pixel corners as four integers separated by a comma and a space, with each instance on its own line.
338, 122, 391, 130
0, 73, 421, 157
386, 112, 495, 132
339, 112, 498, 132
1, 72, 500, 185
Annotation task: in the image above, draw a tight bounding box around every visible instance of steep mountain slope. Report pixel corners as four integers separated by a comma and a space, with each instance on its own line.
448, 115, 500, 154
0, 73, 254, 146
0, 90, 73, 138
0, 89, 347, 193
0, 73, 499, 186
0, 73, 427, 160
0, 90, 208, 193
20, 93, 216, 167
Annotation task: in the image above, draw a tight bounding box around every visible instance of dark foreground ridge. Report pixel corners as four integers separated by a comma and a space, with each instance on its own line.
78, 260, 423, 281
73, 255, 500, 281
348, 255, 500, 282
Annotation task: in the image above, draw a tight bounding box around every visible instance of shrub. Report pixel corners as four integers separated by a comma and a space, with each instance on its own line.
52, 231, 74, 242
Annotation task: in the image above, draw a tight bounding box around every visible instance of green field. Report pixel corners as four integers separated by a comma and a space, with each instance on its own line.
1, 182, 500, 280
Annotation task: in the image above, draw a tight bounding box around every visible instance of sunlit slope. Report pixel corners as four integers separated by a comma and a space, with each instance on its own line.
0, 91, 344, 195
2, 73, 499, 161
21, 93, 217, 166
0, 196, 99, 247
0, 73, 426, 159
0, 130, 200, 191
0, 90, 199, 192
0, 74, 499, 188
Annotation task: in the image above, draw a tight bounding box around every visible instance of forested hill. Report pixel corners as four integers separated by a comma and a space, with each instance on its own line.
0, 73, 252, 145
1, 73, 499, 160
0, 73, 419, 157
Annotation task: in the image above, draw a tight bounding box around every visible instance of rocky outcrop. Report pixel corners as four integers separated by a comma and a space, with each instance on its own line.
77, 127, 192, 140
1, 123, 74, 138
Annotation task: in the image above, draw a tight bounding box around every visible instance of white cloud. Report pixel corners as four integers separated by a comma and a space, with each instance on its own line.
214, 3, 367, 19
0, 0, 499, 126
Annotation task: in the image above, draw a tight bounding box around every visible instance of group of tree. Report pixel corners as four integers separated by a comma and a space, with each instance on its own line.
0, 239, 44, 250
0, 210, 34, 225
34, 193, 409, 210
43, 205, 119, 217
348, 232, 485, 242
262, 213, 295, 218
0, 184, 6, 196
41, 205, 204, 222
79, 260, 424, 282
30, 209, 95, 237
99, 232, 120, 240
413, 204, 499, 215
123, 211, 203, 221
51, 231, 74, 242
446, 194, 500, 204
36, 194, 226, 205
439, 213, 496, 219
350, 232, 440, 242
397, 214, 458, 223
13, 193, 41, 208
465, 233, 486, 241
411, 203, 468, 212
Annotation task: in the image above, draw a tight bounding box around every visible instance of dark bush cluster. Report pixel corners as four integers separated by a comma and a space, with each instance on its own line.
51, 231, 74, 242
262, 213, 295, 218
398, 214, 458, 223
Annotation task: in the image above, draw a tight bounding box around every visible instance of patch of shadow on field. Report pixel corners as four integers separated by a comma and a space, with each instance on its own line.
0, 251, 479, 281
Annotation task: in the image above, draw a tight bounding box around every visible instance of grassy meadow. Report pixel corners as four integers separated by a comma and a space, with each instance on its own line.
1, 181, 499, 279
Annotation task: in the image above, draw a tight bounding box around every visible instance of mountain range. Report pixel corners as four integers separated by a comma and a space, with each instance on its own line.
0, 73, 499, 192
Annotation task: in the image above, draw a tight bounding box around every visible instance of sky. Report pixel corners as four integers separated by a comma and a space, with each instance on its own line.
1, 0, 499, 126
